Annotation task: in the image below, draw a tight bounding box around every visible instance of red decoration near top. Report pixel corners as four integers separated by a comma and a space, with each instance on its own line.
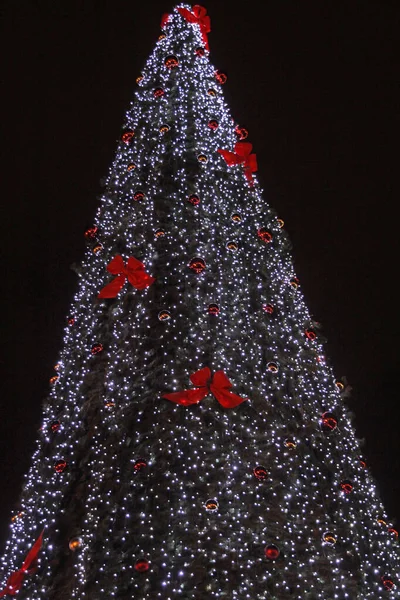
215, 70, 227, 84
54, 460, 67, 474
68, 318, 75, 325
50, 420, 61, 433
98, 255, 155, 299
235, 125, 248, 140
189, 257, 206, 273
257, 228, 273, 243
177, 5, 211, 51
305, 329, 316, 341
321, 412, 338, 432
163, 367, 247, 409
160, 13, 170, 29
0, 530, 44, 598
208, 120, 219, 130
340, 480, 353, 494
121, 130, 135, 144
134, 459, 147, 471
91, 343, 104, 355
388, 528, 399, 539
263, 304, 274, 314
253, 466, 268, 481
154, 87, 165, 98
218, 142, 258, 186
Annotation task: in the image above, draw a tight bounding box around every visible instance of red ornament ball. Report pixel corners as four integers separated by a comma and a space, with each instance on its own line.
263, 304, 274, 314
54, 460, 67, 474
85, 226, 98, 239
208, 303, 220, 315
381, 576, 394, 591
134, 559, 150, 573
121, 129, 135, 144
258, 228, 273, 243
226, 241, 238, 251
340, 480, 353, 494
153, 87, 165, 98
189, 258, 206, 274
320, 412, 338, 432
305, 329, 316, 341
158, 310, 171, 322
68, 318, 75, 326
133, 190, 145, 201
50, 420, 61, 433
188, 194, 200, 206
91, 343, 104, 355
235, 125, 248, 140
215, 70, 227, 84
253, 466, 268, 481
134, 459, 147, 471
388, 528, 399, 539
231, 213, 242, 223
196, 47, 205, 57
264, 544, 280, 560
164, 55, 179, 69
208, 119, 219, 130
267, 361, 279, 373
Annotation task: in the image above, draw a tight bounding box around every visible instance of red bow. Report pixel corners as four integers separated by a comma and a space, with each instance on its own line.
218, 142, 258, 185
0, 530, 44, 597
160, 13, 170, 29
98, 255, 155, 299
163, 367, 247, 409
177, 5, 211, 51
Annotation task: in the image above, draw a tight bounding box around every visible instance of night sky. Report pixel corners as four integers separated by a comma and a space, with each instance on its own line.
1, 0, 399, 548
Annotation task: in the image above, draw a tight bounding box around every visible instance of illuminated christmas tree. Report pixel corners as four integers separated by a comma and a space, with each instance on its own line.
1, 4, 399, 599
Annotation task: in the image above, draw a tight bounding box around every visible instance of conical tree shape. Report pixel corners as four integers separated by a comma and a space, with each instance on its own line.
1, 4, 399, 599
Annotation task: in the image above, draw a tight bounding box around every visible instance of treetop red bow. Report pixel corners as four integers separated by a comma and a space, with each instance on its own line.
98, 255, 155, 299
160, 13, 170, 29
177, 5, 211, 51
218, 142, 258, 186
0, 530, 44, 597
163, 367, 247, 409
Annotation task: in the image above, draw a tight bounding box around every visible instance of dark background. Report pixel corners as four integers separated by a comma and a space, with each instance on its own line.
1, 0, 399, 547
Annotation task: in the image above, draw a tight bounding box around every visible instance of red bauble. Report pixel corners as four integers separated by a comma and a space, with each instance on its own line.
189, 258, 206, 274
134, 559, 150, 572
133, 190, 145, 201
359, 458, 367, 469
68, 318, 75, 326
388, 528, 399, 539
85, 226, 98, 239
320, 412, 338, 432
188, 194, 200, 206
381, 576, 394, 591
215, 70, 227, 84
164, 55, 179, 69
340, 480, 353, 494
195, 47, 205, 57
235, 125, 248, 140
54, 460, 67, 474
134, 459, 147, 471
263, 304, 274, 314
253, 466, 268, 481
91, 343, 104, 355
305, 329, 316, 341
153, 87, 165, 98
50, 420, 61, 433
257, 228, 273, 243
208, 119, 219, 130
264, 544, 280, 560
121, 129, 135, 144
208, 303, 220, 315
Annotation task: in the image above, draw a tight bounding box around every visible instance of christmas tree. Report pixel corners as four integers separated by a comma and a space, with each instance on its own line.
1, 4, 399, 599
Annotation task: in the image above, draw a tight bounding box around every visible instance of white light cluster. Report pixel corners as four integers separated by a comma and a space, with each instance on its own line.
0, 4, 399, 600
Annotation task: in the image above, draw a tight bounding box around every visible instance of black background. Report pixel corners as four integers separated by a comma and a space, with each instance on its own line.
1, 0, 399, 547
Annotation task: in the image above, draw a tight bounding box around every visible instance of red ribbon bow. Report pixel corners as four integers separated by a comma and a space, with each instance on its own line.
163, 367, 247, 409
0, 530, 44, 597
218, 142, 258, 186
177, 5, 211, 51
98, 255, 155, 299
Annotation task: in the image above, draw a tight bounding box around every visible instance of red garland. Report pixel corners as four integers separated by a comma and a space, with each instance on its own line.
98, 255, 155, 299
163, 367, 247, 409
160, 13, 170, 29
177, 5, 211, 51
0, 530, 44, 597
218, 142, 258, 186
